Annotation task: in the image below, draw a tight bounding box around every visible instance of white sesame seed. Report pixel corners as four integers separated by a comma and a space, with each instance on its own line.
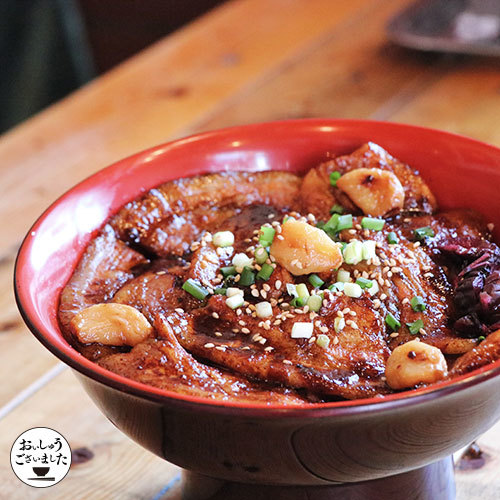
212, 312, 220, 319
402, 298, 409, 305
263, 284, 271, 292
251, 289, 260, 297
215, 346, 227, 351
241, 327, 250, 334
380, 293, 387, 301
390, 332, 399, 338
264, 346, 274, 352
215, 332, 223, 337
204, 343, 215, 348
283, 360, 292, 365
175, 308, 185, 314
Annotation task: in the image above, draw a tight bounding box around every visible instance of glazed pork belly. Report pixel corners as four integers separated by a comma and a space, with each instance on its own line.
59, 144, 500, 403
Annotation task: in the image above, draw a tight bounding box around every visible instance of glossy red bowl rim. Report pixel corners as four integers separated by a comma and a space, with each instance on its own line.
14, 118, 500, 417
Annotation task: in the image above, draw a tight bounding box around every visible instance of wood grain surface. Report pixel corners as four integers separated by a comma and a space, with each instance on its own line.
1, 0, 500, 498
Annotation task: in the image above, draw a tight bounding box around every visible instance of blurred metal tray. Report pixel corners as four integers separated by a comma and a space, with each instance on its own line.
387, 0, 500, 56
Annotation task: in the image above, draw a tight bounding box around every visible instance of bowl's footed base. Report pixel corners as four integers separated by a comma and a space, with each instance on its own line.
180, 457, 455, 500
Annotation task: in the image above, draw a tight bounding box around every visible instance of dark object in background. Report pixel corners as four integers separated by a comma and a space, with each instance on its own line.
387, 0, 500, 57
0, 0, 224, 134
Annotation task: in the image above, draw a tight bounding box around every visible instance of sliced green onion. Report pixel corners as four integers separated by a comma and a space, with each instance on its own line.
361, 217, 385, 231
337, 269, 351, 283
336, 214, 353, 231
221, 266, 236, 277
214, 287, 227, 295
414, 226, 435, 241
286, 283, 298, 297
232, 253, 253, 271
478, 336, 486, 342
296, 283, 310, 299
226, 287, 244, 298
308, 274, 325, 288
410, 296, 426, 312
329, 281, 345, 292
387, 232, 399, 245
368, 280, 379, 297
406, 319, 424, 335
254, 246, 269, 265
213, 231, 234, 247
291, 322, 314, 339
330, 204, 344, 214
343, 239, 363, 265
283, 215, 294, 224
323, 213, 339, 233
256, 301, 273, 318
344, 282, 362, 298
385, 312, 401, 332
356, 277, 373, 289
226, 294, 244, 309
361, 240, 377, 260
182, 279, 209, 300
307, 295, 323, 312
334, 317, 345, 333
239, 267, 255, 286
290, 296, 307, 307
257, 263, 274, 281
329, 171, 341, 186
316, 334, 330, 349
259, 226, 276, 247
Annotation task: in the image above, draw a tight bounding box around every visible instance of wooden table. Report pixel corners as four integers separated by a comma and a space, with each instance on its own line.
1, 0, 500, 498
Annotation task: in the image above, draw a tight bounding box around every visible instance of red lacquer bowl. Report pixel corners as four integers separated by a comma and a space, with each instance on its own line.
14, 120, 500, 499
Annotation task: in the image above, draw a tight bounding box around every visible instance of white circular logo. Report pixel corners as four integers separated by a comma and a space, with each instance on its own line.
10, 427, 72, 488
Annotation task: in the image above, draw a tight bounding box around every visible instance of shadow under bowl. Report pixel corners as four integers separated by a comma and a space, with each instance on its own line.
14, 119, 500, 498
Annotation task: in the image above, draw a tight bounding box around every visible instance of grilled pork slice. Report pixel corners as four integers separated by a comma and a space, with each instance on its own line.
59, 225, 148, 336
99, 317, 310, 405
301, 142, 437, 220
110, 171, 301, 257
450, 329, 500, 376
165, 296, 391, 400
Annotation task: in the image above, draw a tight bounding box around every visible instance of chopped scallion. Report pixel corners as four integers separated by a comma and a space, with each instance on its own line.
254, 246, 269, 265
226, 294, 244, 309
343, 239, 363, 265
478, 336, 486, 342
226, 287, 244, 298
344, 282, 362, 298
290, 296, 307, 307
367, 280, 379, 297
323, 213, 339, 233
329, 171, 341, 186
414, 226, 435, 241
296, 283, 310, 299
337, 269, 351, 283
328, 281, 345, 292
213, 231, 234, 247
406, 319, 424, 335
308, 274, 325, 288
410, 296, 426, 312
291, 322, 314, 339
256, 263, 274, 281
286, 283, 298, 297
259, 226, 276, 247
256, 301, 273, 318
330, 204, 344, 214
307, 295, 323, 312
214, 287, 227, 295
182, 279, 209, 300
356, 277, 373, 289
361, 240, 377, 260
232, 253, 253, 271
361, 217, 385, 231
385, 312, 401, 332
239, 267, 255, 286
336, 214, 353, 231
221, 266, 236, 278
387, 232, 399, 244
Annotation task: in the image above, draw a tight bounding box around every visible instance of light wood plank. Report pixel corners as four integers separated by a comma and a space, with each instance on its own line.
197, 0, 447, 129
0, 369, 180, 499
389, 57, 500, 146
0, 0, 372, 258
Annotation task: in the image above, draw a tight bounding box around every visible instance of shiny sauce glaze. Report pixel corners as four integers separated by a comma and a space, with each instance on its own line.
59, 143, 500, 404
